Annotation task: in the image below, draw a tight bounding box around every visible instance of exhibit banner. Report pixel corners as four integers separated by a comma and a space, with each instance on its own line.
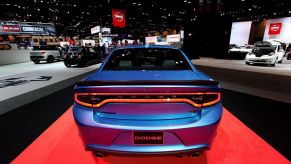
0, 22, 56, 36
167, 34, 181, 42
0, 25, 21, 33
180, 30, 184, 39
229, 21, 252, 46
112, 9, 126, 28
91, 26, 100, 34
21, 26, 46, 33
102, 34, 118, 37
263, 17, 291, 43
101, 27, 111, 33
268, 23, 282, 35
145, 36, 158, 44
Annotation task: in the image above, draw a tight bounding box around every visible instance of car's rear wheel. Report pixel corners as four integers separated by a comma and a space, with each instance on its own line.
84, 60, 89, 67
64, 62, 71, 67
245, 61, 250, 65
47, 56, 55, 63
78, 60, 88, 67
33, 61, 40, 64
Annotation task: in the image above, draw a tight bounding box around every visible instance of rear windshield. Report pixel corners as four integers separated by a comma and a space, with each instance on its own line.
33, 46, 58, 50
103, 48, 191, 70
68, 47, 83, 52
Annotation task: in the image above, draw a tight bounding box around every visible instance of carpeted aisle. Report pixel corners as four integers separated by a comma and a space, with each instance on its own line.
12, 107, 290, 164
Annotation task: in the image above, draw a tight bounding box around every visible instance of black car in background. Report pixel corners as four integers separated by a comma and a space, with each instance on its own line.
286, 44, 291, 60
63, 47, 101, 67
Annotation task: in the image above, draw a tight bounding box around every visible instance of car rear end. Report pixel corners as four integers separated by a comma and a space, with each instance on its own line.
30, 46, 50, 63
73, 46, 222, 155
63, 47, 85, 66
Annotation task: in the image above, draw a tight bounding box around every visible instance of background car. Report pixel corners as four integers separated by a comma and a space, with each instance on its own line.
228, 44, 252, 59
245, 40, 285, 66
73, 45, 222, 157
285, 43, 291, 60
63, 46, 101, 67
30, 45, 63, 64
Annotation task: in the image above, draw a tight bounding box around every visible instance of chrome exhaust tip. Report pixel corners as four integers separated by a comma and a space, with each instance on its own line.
191, 152, 202, 158
93, 152, 105, 158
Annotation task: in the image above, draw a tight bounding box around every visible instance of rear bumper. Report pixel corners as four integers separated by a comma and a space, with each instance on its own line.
64, 58, 82, 65
30, 56, 46, 61
86, 143, 209, 156
73, 103, 222, 154
245, 55, 275, 64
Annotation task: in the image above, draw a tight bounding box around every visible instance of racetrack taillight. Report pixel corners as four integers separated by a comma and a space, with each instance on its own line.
74, 92, 221, 108
190, 93, 221, 107
75, 93, 103, 107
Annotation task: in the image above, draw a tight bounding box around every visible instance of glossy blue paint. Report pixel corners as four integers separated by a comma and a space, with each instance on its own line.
73, 45, 223, 154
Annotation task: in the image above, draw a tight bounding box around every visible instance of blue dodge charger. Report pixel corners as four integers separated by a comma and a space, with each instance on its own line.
73, 45, 222, 157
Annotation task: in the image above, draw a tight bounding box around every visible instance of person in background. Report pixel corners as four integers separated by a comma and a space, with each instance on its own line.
132, 40, 138, 45
124, 40, 129, 46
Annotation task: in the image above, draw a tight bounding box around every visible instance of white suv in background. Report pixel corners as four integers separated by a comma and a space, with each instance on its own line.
245, 40, 285, 66
30, 45, 63, 64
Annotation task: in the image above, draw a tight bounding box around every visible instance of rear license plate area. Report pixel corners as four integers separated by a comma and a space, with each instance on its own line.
133, 132, 163, 145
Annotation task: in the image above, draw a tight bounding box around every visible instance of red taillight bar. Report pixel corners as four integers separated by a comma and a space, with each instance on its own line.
74, 92, 217, 96
40, 51, 47, 54
74, 92, 221, 108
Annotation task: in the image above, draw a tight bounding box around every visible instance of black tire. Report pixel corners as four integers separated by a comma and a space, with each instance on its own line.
78, 60, 88, 67
47, 56, 55, 63
270, 62, 276, 67
78, 62, 83, 67
64, 62, 71, 67
278, 60, 283, 63
33, 61, 40, 64
84, 60, 89, 67
245, 61, 250, 65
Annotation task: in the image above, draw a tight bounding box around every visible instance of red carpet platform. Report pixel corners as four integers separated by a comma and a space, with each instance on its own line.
12, 107, 289, 164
